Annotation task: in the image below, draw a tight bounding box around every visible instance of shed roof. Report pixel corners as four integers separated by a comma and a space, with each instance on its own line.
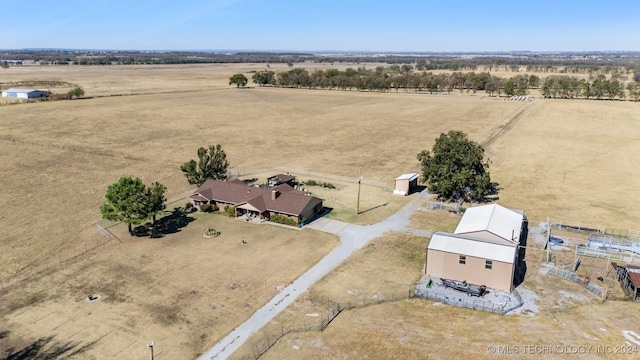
396, 173, 419, 181
428, 231, 517, 263
627, 265, 640, 287
454, 203, 524, 242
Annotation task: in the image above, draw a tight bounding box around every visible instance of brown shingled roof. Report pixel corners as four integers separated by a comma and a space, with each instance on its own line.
189, 179, 321, 216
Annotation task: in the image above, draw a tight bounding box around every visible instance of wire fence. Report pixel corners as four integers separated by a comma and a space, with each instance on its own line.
227, 166, 393, 192
546, 265, 607, 300
413, 286, 524, 315
548, 218, 605, 235
428, 201, 462, 212
0, 189, 194, 290
246, 286, 417, 359
0, 224, 120, 290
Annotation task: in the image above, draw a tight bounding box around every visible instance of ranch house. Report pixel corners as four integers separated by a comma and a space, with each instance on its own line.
189, 175, 323, 225
425, 203, 528, 292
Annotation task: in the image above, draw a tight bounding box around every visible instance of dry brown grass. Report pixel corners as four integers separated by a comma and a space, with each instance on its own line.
0, 66, 519, 278
488, 99, 640, 228
1, 63, 639, 359
248, 227, 640, 360
0, 211, 338, 359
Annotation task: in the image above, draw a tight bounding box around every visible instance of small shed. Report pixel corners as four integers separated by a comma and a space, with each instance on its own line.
394, 173, 419, 196
1, 88, 48, 99
612, 262, 640, 301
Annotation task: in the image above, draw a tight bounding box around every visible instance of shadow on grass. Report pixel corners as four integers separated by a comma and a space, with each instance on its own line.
409, 185, 428, 195
132, 208, 196, 238
358, 202, 389, 215
2, 333, 97, 360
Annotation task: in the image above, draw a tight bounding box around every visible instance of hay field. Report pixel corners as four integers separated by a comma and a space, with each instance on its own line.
1, 63, 639, 359
0, 65, 522, 278
487, 99, 640, 228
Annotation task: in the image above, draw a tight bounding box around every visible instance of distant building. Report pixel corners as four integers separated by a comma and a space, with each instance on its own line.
425, 203, 528, 292
2, 88, 48, 99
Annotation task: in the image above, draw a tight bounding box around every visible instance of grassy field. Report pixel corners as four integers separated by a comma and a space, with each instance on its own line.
242, 213, 638, 360
0, 210, 338, 359
1, 63, 639, 359
0, 65, 523, 278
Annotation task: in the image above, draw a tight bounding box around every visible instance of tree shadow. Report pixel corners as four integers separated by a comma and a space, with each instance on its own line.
150, 208, 195, 238
2, 334, 97, 360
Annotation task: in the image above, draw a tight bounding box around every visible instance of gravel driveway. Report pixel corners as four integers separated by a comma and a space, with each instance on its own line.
198, 190, 431, 360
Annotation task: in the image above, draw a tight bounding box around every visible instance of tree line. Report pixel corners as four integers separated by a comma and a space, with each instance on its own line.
4, 50, 640, 71
250, 67, 640, 101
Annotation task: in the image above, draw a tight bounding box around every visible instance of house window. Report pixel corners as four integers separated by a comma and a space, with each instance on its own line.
485, 260, 493, 269
459, 255, 466, 264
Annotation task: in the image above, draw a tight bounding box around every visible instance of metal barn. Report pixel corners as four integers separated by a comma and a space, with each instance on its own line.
1, 88, 47, 99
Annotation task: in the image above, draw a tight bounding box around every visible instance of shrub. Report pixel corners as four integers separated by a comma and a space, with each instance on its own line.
200, 203, 212, 212
185, 202, 194, 210
204, 228, 220, 237
270, 213, 299, 227
224, 205, 236, 217
304, 179, 336, 189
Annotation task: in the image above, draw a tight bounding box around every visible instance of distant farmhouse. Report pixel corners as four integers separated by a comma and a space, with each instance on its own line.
2, 88, 48, 99
189, 174, 323, 225
426, 204, 528, 292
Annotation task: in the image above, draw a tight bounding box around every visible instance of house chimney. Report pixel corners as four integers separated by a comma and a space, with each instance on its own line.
272, 190, 279, 200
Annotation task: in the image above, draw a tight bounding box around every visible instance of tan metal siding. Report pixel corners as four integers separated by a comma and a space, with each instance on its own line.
426, 250, 514, 292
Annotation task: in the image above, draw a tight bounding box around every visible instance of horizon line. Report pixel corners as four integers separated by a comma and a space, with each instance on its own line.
2, 48, 640, 55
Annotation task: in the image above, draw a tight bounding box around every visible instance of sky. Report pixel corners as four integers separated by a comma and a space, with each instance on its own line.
1, 0, 639, 52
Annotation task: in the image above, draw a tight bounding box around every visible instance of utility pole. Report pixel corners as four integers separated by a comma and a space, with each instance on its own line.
356, 168, 362, 215
147, 341, 155, 360
546, 217, 551, 263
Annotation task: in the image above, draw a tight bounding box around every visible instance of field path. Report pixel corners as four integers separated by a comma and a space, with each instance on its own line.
479, 99, 544, 150
198, 190, 431, 360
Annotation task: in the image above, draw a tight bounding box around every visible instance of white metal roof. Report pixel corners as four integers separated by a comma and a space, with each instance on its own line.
454, 203, 523, 242
395, 173, 419, 181
3, 88, 38, 93
428, 231, 517, 263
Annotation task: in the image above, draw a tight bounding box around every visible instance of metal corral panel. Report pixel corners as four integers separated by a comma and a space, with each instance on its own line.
428, 231, 517, 263
454, 203, 523, 242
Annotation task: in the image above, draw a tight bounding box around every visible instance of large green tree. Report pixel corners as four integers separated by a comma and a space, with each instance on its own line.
181, 144, 230, 186
67, 86, 84, 99
229, 73, 248, 87
100, 177, 151, 236
252, 70, 275, 86
417, 130, 492, 202
147, 182, 167, 224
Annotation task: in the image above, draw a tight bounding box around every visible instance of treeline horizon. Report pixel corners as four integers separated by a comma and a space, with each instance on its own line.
251, 66, 640, 101
2, 50, 640, 71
